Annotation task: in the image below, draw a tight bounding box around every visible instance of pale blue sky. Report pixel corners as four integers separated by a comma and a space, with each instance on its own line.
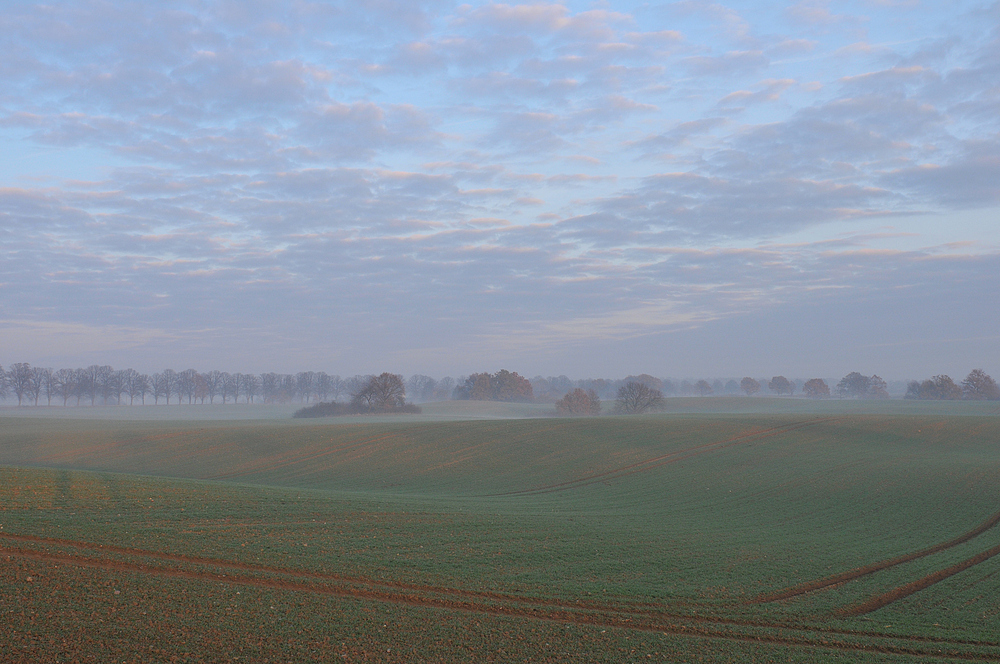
1, 0, 998, 380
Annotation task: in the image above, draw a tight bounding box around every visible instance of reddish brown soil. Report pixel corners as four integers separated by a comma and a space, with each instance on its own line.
753, 507, 1000, 604
5, 531, 1000, 661
838, 543, 1000, 616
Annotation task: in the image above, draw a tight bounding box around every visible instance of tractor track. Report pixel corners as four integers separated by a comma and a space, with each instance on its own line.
754, 507, 1000, 604
4, 532, 1000, 661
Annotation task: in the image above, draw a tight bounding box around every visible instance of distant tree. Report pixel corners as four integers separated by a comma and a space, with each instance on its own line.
193, 373, 209, 403
406, 374, 437, 403
661, 379, 676, 396
614, 382, 665, 414
136, 373, 150, 405
159, 369, 177, 405
962, 369, 1000, 401
9, 363, 33, 406
837, 372, 871, 399
279, 374, 296, 402
865, 375, 889, 399
724, 379, 740, 395
52, 368, 74, 406
455, 370, 533, 402
434, 376, 455, 400
328, 374, 345, 402
768, 376, 793, 396
344, 375, 373, 400
916, 375, 962, 400
740, 377, 761, 396
492, 370, 533, 402
555, 388, 601, 416
220, 372, 236, 403
203, 371, 223, 404
802, 378, 830, 398
242, 373, 260, 403
696, 379, 713, 396
711, 379, 724, 395
30, 366, 51, 406
623, 374, 664, 392
315, 372, 334, 402
679, 380, 695, 396
0, 365, 6, 402
119, 369, 139, 405
260, 373, 280, 403
350, 373, 410, 412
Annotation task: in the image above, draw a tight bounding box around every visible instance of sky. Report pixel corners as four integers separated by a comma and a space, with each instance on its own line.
1, 0, 998, 380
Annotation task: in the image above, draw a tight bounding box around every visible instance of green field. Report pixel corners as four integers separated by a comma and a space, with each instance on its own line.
3, 398, 1000, 662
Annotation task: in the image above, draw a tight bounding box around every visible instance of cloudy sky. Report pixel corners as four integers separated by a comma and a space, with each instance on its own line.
1, 0, 998, 380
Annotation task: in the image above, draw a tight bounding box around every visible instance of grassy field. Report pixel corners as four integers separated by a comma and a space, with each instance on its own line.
3, 398, 1000, 662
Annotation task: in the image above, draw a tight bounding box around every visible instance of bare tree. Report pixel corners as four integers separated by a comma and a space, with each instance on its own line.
220, 372, 235, 403
9, 363, 33, 406
242, 373, 260, 403
203, 370, 223, 404
614, 382, 665, 414
406, 374, 437, 402
52, 368, 74, 406
296, 372, 316, 402
30, 366, 50, 405
696, 379, 713, 396
136, 373, 151, 405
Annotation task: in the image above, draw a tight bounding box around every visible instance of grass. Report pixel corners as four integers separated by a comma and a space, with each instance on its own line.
2, 400, 1000, 661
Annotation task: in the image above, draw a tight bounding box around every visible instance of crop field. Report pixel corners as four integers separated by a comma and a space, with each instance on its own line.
3, 399, 1000, 662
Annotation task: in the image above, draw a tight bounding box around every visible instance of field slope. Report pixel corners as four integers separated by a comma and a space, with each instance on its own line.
3, 406, 1000, 662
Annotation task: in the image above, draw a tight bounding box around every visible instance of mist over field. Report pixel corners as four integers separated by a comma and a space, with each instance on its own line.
3, 2, 1000, 662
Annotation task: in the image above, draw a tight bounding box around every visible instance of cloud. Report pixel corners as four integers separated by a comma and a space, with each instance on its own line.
682, 50, 769, 76
1, 0, 998, 378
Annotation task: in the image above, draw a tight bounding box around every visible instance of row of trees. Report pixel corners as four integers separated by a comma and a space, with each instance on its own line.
2, 361, 996, 408
905, 370, 1000, 401
0, 363, 393, 406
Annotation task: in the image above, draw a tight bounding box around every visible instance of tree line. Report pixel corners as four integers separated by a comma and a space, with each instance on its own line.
1, 362, 996, 409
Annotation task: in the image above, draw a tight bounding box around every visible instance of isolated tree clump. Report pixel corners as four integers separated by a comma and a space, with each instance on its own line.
768, 376, 794, 396
295, 373, 421, 418
802, 378, 830, 398
555, 388, 601, 416
836, 372, 888, 399
614, 382, 665, 415
453, 370, 534, 402
961, 369, 1000, 401
695, 379, 713, 396
740, 377, 761, 396
350, 372, 420, 413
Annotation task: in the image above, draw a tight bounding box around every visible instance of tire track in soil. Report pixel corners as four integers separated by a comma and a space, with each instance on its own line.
4, 542, 1000, 662
488, 418, 833, 497
838, 543, 1000, 617
0, 532, 672, 613
753, 507, 1000, 604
